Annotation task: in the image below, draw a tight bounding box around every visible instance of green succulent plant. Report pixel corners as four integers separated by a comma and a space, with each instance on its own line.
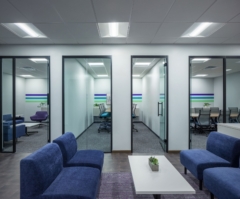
149, 156, 159, 165
203, 103, 210, 107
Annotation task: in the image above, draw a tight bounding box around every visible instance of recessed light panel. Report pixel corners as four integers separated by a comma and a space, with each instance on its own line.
98, 22, 129, 38
134, 62, 151, 66
226, 69, 232, 71
182, 23, 225, 38
191, 58, 210, 63
29, 58, 48, 63
195, 74, 207, 77
1, 23, 47, 38
132, 75, 140, 77
88, 62, 104, 66
20, 75, 34, 77
97, 75, 108, 77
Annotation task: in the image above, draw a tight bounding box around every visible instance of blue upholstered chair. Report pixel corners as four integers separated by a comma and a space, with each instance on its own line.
53, 132, 104, 171
180, 132, 240, 190
204, 162, 240, 199
3, 114, 24, 125
3, 123, 25, 141
20, 143, 101, 199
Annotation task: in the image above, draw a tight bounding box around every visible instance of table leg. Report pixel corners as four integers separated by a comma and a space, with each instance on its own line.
25, 127, 29, 136
153, 194, 161, 199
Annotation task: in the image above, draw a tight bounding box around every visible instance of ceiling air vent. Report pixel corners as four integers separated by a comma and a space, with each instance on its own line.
20, 66, 36, 71
205, 66, 217, 70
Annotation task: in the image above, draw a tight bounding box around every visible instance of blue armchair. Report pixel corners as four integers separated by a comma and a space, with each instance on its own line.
3, 123, 25, 141
3, 114, 24, 125
53, 132, 104, 172
180, 132, 240, 190
20, 143, 101, 199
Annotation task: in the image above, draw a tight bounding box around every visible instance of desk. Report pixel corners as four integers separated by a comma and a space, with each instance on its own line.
190, 113, 199, 118
230, 113, 239, 118
105, 108, 111, 113
190, 113, 220, 118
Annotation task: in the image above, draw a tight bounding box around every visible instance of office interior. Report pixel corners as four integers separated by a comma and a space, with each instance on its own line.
132, 57, 167, 154
63, 57, 111, 153
190, 57, 240, 149
1, 57, 49, 153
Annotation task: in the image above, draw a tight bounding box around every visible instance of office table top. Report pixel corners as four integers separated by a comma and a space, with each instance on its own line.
105, 108, 111, 112
190, 113, 220, 118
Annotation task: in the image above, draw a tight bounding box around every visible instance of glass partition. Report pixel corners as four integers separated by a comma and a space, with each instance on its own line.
190, 57, 223, 149
226, 58, 240, 123
63, 57, 112, 152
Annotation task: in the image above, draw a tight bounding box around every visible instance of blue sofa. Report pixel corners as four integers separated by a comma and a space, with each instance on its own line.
53, 132, 104, 172
3, 123, 25, 141
20, 143, 101, 199
3, 114, 24, 125
204, 163, 240, 199
180, 132, 240, 190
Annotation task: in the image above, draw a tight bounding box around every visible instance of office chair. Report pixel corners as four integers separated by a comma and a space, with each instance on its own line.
229, 107, 239, 123
98, 103, 111, 133
195, 109, 212, 136
132, 104, 138, 132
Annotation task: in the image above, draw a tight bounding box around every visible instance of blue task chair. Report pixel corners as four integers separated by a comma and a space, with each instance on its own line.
98, 103, 111, 133
132, 104, 138, 132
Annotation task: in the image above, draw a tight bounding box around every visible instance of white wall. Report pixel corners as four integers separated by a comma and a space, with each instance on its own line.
1, 45, 240, 151
94, 78, 111, 107
64, 59, 94, 138
16, 76, 25, 116
226, 72, 240, 109
142, 61, 161, 137
213, 76, 223, 110
2, 74, 13, 115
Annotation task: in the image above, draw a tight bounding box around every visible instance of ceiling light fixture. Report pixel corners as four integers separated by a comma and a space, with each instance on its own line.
20, 75, 34, 77
29, 58, 48, 63
191, 58, 210, 63
135, 62, 151, 66
182, 22, 225, 37
226, 69, 232, 71
97, 75, 108, 77
1, 23, 47, 38
88, 63, 104, 66
98, 22, 129, 38
132, 75, 140, 77
194, 74, 207, 77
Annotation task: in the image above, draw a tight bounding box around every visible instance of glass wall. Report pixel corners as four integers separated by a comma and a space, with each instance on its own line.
190, 57, 223, 149
226, 58, 240, 123
132, 56, 168, 153
63, 57, 112, 152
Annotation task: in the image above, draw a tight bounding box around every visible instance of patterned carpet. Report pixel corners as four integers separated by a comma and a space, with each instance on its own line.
98, 172, 211, 199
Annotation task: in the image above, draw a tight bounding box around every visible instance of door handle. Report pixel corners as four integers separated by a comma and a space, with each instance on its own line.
158, 102, 163, 116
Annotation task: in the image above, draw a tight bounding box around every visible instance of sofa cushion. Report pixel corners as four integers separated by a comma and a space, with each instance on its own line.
67, 150, 104, 171
180, 149, 231, 180
207, 132, 240, 167
42, 167, 100, 199
204, 167, 240, 199
53, 132, 77, 166
20, 143, 63, 199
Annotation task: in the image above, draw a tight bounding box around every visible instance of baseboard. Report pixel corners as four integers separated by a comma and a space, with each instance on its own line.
112, 150, 131, 153
168, 150, 181, 153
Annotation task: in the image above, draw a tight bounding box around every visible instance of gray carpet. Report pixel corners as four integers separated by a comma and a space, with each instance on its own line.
76, 123, 111, 152
133, 123, 164, 154
191, 132, 207, 149
4, 124, 48, 153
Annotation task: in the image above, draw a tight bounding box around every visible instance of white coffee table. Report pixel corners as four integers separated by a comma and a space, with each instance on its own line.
22, 123, 40, 136
128, 155, 195, 199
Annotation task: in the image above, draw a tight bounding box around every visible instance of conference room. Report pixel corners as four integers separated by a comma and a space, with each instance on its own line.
63, 56, 112, 153
1, 56, 50, 153
189, 56, 240, 149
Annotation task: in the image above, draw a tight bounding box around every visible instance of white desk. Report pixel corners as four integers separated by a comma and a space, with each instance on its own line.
22, 123, 40, 136
128, 155, 195, 198
217, 123, 240, 139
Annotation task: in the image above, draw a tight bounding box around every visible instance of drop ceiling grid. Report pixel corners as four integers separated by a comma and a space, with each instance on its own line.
0, 0, 240, 44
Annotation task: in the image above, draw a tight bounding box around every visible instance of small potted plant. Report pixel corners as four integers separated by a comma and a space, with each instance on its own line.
203, 103, 210, 108
149, 156, 159, 171
94, 103, 99, 107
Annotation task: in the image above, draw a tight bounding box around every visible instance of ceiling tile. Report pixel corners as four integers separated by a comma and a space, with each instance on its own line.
131, 0, 174, 22
198, 0, 240, 22
50, 0, 96, 22
175, 37, 202, 44
164, 0, 215, 22
0, 38, 32, 44
127, 23, 160, 43
93, 0, 133, 22
151, 37, 178, 44
0, 0, 28, 23
34, 24, 77, 43
223, 34, 240, 44
230, 14, 240, 23
210, 23, 240, 38
102, 38, 127, 44
0, 25, 19, 38
154, 22, 192, 38
198, 37, 228, 44
9, 0, 62, 23
66, 23, 101, 44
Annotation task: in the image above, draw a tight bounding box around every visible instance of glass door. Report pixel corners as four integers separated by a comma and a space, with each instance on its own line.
159, 59, 168, 151
1, 58, 15, 152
